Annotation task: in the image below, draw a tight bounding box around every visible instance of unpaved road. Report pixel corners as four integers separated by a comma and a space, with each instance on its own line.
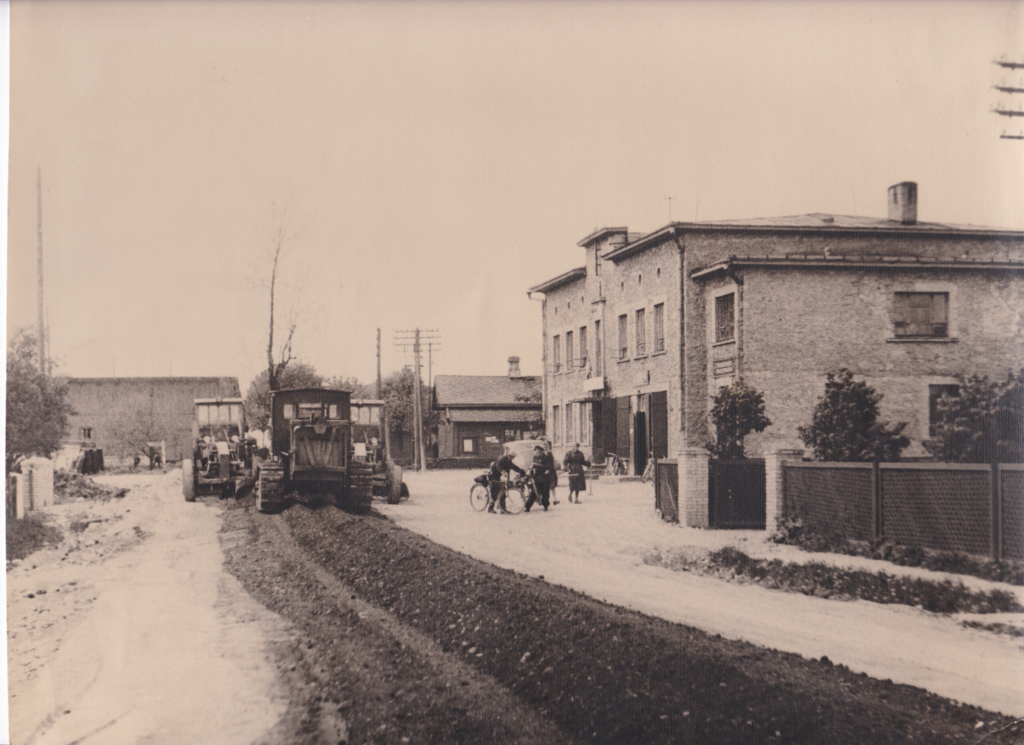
7, 472, 288, 745
8, 471, 1023, 744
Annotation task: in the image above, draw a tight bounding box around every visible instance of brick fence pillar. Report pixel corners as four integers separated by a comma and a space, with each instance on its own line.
679, 447, 710, 527
765, 449, 804, 531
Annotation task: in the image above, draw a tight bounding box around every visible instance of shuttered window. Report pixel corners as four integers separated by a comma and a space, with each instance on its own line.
894, 292, 948, 337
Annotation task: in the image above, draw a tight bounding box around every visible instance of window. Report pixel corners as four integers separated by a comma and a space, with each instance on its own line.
594, 320, 602, 375
462, 438, 475, 454
929, 384, 960, 436
654, 303, 665, 352
715, 293, 735, 343
283, 404, 295, 419
553, 334, 561, 373
595, 252, 601, 276
579, 402, 590, 444
895, 292, 948, 337
80, 427, 93, 440
566, 330, 575, 370
618, 314, 628, 359
552, 406, 561, 443
635, 308, 646, 356
578, 326, 588, 369
566, 403, 575, 444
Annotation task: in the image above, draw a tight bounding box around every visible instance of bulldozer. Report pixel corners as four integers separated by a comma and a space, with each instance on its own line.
350, 398, 407, 505
254, 388, 375, 513
182, 398, 251, 501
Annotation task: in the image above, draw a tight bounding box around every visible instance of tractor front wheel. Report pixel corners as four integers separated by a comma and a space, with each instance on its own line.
386, 463, 404, 504
182, 459, 196, 502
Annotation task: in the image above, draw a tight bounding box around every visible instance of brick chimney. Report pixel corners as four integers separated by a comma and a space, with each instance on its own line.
508, 356, 521, 379
887, 182, 917, 224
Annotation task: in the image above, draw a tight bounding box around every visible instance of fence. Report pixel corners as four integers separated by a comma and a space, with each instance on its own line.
783, 461, 1023, 561
654, 459, 679, 523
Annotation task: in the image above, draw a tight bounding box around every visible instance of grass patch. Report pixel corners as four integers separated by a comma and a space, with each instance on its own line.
647, 545, 1023, 615
6, 513, 64, 562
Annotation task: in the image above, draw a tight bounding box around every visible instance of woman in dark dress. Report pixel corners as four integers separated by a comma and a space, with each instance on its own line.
563, 443, 590, 504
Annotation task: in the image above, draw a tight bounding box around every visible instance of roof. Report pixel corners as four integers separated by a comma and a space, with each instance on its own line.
602, 215, 1024, 262
433, 375, 542, 409
692, 254, 1024, 278
528, 267, 586, 295
447, 408, 542, 423
577, 227, 629, 247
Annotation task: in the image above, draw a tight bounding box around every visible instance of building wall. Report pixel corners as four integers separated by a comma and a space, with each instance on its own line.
543, 235, 682, 468
679, 228, 1024, 457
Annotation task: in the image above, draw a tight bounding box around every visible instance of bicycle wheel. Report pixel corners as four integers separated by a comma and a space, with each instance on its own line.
503, 487, 526, 514
470, 483, 490, 511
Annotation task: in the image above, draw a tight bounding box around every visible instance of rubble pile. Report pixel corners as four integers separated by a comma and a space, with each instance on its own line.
54, 471, 128, 503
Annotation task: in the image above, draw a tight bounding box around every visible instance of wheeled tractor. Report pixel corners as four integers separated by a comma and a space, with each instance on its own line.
182, 398, 251, 502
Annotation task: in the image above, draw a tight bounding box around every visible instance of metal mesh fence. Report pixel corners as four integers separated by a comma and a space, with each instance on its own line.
1001, 465, 1023, 562
882, 465, 991, 557
783, 464, 874, 541
655, 460, 678, 523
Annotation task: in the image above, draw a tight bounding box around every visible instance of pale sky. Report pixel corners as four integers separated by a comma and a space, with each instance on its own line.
7, 1, 1023, 393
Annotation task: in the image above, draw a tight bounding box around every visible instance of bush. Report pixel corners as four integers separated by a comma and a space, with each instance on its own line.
708, 380, 771, 458
925, 369, 1024, 463
798, 369, 909, 462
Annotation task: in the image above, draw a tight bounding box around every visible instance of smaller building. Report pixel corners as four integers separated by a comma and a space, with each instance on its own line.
434, 357, 543, 462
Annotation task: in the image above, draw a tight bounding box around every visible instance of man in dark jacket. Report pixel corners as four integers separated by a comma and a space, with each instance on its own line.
563, 443, 590, 503
526, 444, 556, 512
487, 453, 525, 513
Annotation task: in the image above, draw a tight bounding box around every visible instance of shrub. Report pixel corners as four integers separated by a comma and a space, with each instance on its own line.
925, 369, 1024, 463
798, 369, 909, 462
708, 380, 771, 459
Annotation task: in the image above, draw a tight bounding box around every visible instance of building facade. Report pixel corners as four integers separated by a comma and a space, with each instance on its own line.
530, 183, 1024, 519
433, 357, 543, 463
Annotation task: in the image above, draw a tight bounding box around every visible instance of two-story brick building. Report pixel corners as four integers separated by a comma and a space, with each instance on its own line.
529, 183, 1023, 522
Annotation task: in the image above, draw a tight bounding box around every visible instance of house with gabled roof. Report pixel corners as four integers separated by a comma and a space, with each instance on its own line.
433, 357, 543, 463
529, 182, 1024, 526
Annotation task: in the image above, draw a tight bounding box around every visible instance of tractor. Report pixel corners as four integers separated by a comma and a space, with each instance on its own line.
182, 398, 250, 501
255, 388, 374, 513
350, 398, 408, 505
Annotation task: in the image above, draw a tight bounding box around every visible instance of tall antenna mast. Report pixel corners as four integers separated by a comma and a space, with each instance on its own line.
37, 168, 46, 373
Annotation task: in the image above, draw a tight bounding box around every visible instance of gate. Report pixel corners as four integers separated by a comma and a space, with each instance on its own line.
709, 458, 766, 529
654, 459, 678, 523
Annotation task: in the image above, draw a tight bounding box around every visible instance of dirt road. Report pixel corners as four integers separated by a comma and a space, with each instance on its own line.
7, 472, 287, 745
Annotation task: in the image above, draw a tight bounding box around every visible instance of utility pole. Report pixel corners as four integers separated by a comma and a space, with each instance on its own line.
394, 328, 439, 473
36, 168, 46, 374
993, 55, 1024, 139
376, 328, 382, 398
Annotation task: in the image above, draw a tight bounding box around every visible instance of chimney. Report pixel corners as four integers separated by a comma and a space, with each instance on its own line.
507, 356, 521, 378
887, 182, 917, 224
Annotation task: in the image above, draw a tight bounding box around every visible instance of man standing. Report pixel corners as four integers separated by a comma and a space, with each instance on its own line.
526, 444, 556, 511
487, 452, 525, 513
563, 443, 590, 504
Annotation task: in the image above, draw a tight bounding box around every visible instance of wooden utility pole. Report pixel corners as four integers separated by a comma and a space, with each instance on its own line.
36, 168, 46, 373
413, 330, 427, 472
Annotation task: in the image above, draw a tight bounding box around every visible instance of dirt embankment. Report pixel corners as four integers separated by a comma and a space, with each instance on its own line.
222, 493, 1023, 745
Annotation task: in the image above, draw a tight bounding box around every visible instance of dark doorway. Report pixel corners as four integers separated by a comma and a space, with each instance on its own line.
601, 397, 617, 461
615, 396, 631, 466
633, 411, 648, 476
650, 391, 668, 459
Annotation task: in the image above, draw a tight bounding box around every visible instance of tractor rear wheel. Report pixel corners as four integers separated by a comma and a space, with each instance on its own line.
182, 459, 196, 502
386, 463, 403, 504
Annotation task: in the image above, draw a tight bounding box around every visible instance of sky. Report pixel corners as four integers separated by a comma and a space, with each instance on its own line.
6, 1, 1023, 395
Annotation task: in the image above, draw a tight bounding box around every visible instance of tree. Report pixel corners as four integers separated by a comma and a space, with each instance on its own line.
103, 390, 174, 463
263, 207, 299, 394
244, 362, 322, 431
6, 328, 72, 465
708, 380, 772, 459
381, 368, 439, 442
325, 375, 375, 399
798, 368, 910, 462
925, 370, 1024, 463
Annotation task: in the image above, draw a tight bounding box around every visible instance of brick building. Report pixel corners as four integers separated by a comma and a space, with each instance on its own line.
433, 357, 544, 463
65, 376, 242, 463
529, 183, 1023, 522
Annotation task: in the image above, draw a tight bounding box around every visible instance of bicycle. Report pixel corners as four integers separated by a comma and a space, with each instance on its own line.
469, 473, 526, 514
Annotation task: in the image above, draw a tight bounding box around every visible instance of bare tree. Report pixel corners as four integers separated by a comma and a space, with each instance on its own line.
264, 206, 299, 393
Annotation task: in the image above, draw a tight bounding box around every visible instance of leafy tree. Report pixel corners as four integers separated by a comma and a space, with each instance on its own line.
798, 368, 909, 462
103, 390, 176, 462
325, 375, 375, 399
244, 362, 322, 430
381, 368, 439, 441
925, 370, 1024, 463
6, 329, 73, 465
709, 380, 772, 458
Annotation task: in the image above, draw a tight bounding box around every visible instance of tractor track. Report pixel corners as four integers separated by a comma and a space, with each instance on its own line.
221, 492, 1023, 745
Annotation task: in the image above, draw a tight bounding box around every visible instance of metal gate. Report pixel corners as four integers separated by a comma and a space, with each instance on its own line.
709, 458, 766, 529
654, 459, 678, 523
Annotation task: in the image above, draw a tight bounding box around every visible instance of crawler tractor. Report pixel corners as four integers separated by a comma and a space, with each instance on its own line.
255, 388, 374, 513
351, 398, 408, 505
182, 398, 250, 501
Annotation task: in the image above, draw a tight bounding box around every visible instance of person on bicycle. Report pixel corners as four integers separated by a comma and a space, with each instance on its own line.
563, 443, 591, 504
487, 453, 525, 513
526, 444, 556, 512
